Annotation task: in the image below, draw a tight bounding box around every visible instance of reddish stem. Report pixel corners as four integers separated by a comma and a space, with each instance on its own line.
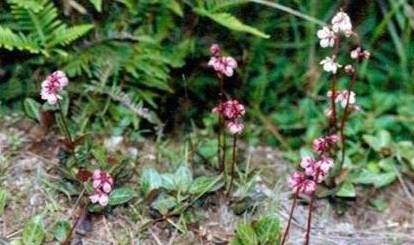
281, 189, 299, 245
329, 36, 341, 133
338, 70, 358, 169
304, 168, 320, 245
228, 135, 237, 195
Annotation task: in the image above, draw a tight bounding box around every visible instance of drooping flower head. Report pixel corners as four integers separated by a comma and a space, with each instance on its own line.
288, 172, 316, 195
208, 44, 238, 77
331, 10, 352, 35
210, 43, 221, 57
299, 155, 334, 183
327, 90, 356, 108
212, 100, 245, 120
317, 26, 336, 48
320, 56, 342, 74
312, 134, 340, 154
92, 170, 114, 193
89, 188, 109, 206
350, 47, 370, 60
226, 120, 244, 135
40, 70, 68, 105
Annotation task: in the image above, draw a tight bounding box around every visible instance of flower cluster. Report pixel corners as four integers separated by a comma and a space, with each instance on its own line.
208, 44, 237, 77
89, 170, 114, 206
40, 70, 68, 105
212, 100, 245, 134
289, 134, 338, 195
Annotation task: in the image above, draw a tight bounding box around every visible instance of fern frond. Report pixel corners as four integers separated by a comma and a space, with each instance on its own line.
49, 24, 94, 46
0, 26, 39, 53
194, 8, 269, 38
7, 0, 46, 12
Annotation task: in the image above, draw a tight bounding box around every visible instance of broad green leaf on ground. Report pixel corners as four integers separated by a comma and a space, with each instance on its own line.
236, 223, 258, 245
140, 168, 162, 196
194, 8, 269, 38
109, 187, 135, 205
151, 193, 177, 215
0, 189, 6, 215
52, 220, 70, 242
352, 170, 397, 188
336, 181, 356, 198
174, 165, 193, 192
24, 98, 41, 122
189, 175, 223, 195
254, 216, 280, 244
161, 173, 176, 191
23, 215, 45, 245
363, 130, 392, 153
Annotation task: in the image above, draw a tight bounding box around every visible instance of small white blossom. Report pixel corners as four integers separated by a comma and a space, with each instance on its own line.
331, 11, 352, 35
317, 26, 336, 48
320, 56, 342, 74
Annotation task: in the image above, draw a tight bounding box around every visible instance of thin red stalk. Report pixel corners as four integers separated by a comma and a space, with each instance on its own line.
304, 168, 320, 245
218, 75, 226, 172
58, 100, 73, 144
228, 135, 237, 195
281, 189, 299, 245
338, 70, 358, 168
329, 36, 341, 133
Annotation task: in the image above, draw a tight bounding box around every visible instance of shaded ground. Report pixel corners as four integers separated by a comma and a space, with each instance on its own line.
1, 116, 414, 244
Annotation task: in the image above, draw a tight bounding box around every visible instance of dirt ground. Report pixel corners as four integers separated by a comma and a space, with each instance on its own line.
1, 116, 414, 245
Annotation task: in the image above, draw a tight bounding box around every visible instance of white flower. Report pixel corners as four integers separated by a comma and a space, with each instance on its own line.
317, 26, 336, 48
320, 56, 342, 74
337, 91, 356, 108
331, 11, 352, 34
351, 47, 370, 60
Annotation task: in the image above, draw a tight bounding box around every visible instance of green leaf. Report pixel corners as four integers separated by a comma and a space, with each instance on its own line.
336, 181, 356, 198
24, 98, 41, 122
236, 223, 258, 245
363, 130, 392, 152
22, 215, 45, 245
194, 8, 269, 38
161, 173, 176, 191
140, 168, 162, 196
0, 189, 6, 215
189, 175, 223, 195
89, 0, 102, 12
352, 170, 397, 188
151, 193, 177, 215
52, 220, 70, 242
109, 187, 135, 205
254, 216, 280, 244
174, 165, 193, 192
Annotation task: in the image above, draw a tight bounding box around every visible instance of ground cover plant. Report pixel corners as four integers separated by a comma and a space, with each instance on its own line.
1, 0, 414, 244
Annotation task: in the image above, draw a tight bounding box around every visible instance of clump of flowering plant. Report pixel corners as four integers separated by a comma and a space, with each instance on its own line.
281, 9, 370, 245
208, 44, 245, 194
89, 170, 114, 206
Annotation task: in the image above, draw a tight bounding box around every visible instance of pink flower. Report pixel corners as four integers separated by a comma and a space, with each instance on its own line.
317, 156, 334, 176
327, 90, 356, 108
331, 11, 352, 35
208, 44, 237, 77
288, 172, 316, 195
89, 189, 109, 206
226, 120, 244, 134
350, 47, 370, 60
210, 44, 221, 57
40, 70, 68, 104
92, 170, 114, 193
320, 56, 342, 74
344, 64, 355, 74
317, 26, 336, 48
212, 100, 245, 120
312, 134, 340, 154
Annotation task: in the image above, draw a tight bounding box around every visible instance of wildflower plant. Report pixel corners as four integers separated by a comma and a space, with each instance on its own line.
281, 10, 370, 245
24, 71, 137, 243
208, 44, 245, 194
